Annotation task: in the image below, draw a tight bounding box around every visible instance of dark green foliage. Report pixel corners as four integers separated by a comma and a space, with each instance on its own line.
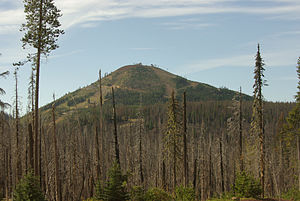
13, 171, 46, 201
174, 185, 195, 201
233, 171, 262, 198
130, 186, 146, 201
177, 84, 252, 102
105, 87, 167, 106
21, 0, 64, 56
144, 188, 172, 201
95, 162, 129, 201
173, 76, 189, 89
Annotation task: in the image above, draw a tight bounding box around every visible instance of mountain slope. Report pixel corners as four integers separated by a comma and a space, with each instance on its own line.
41, 64, 252, 120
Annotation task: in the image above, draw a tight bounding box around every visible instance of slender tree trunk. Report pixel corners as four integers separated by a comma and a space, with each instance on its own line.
209, 136, 213, 198
28, 123, 34, 170
162, 160, 166, 190
219, 136, 224, 194
183, 91, 188, 186
239, 87, 244, 172
193, 158, 197, 190
173, 136, 176, 190
15, 69, 21, 183
98, 70, 103, 179
139, 118, 144, 185
259, 100, 265, 197
297, 135, 300, 191
52, 101, 62, 201
95, 125, 100, 180
39, 114, 42, 187
34, 0, 43, 177
112, 87, 120, 165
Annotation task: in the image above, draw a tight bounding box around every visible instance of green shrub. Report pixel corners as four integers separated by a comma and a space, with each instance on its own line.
174, 185, 195, 201
95, 162, 129, 201
282, 188, 300, 201
144, 188, 172, 201
13, 171, 46, 201
233, 171, 262, 198
130, 186, 146, 201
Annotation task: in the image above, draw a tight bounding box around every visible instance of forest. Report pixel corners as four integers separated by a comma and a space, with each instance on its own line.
0, 0, 300, 201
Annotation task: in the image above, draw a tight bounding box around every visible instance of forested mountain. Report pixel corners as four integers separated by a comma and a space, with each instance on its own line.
1, 63, 299, 201
40, 64, 251, 120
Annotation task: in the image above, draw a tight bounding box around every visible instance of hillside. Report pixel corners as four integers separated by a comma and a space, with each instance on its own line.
40, 64, 252, 120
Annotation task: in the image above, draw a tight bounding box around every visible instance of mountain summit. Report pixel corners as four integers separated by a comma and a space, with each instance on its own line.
41, 64, 251, 117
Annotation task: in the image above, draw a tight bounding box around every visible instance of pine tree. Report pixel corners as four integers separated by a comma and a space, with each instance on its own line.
251, 44, 267, 197
164, 90, 183, 190
20, 0, 64, 176
13, 171, 46, 201
282, 57, 300, 190
96, 162, 129, 201
112, 87, 120, 165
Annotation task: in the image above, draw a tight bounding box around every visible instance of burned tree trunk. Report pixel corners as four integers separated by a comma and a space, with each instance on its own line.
112, 87, 120, 165
52, 97, 62, 201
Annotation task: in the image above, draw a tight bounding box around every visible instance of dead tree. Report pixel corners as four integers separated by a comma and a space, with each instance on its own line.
183, 91, 188, 186
52, 95, 62, 201
112, 87, 120, 165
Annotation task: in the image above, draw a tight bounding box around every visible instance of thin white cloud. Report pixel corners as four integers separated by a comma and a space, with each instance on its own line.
1, 0, 300, 32
181, 49, 299, 75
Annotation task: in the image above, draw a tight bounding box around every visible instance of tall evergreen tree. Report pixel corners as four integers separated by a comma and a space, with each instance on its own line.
96, 162, 129, 201
282, 57, 300, 190
251, 44, 266, 197
20, 0, 64, 176
164, 91, 183, 190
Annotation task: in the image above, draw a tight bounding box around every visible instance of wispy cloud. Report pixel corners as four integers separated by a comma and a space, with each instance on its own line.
2, 0, 300, 33
48, 49, 85, 59
181, 49, 298, 75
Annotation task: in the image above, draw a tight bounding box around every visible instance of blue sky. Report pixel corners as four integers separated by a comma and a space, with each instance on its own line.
0, 0, 299, 114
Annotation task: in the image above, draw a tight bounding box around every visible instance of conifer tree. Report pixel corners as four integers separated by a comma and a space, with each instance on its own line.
112, 87, 120, 165
13, 171, 46, 201
20, 0, 64, 176
164, 91, 183, 190
282, 57, 300, 190
251, 44, 266, 197
96, 162, 128, 201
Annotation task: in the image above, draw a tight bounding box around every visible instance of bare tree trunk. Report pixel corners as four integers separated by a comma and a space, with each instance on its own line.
209, 135, 213, 198
14, 68, 21, 183
297, 135, 300, 191
52, 99, 62, 201
98, 70, 103, 180
139, 117, 144, 186
239, 87, 244, 172
39, 114, 42, 187
193, 158, 197, 190
183, 91, 188, 186
162, 160, 166, 190
94, 125, 100, 181
28, 123, 34, 170
219, 136, 224, 194
34, 0, 43, 177
112, 87, 120, 165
